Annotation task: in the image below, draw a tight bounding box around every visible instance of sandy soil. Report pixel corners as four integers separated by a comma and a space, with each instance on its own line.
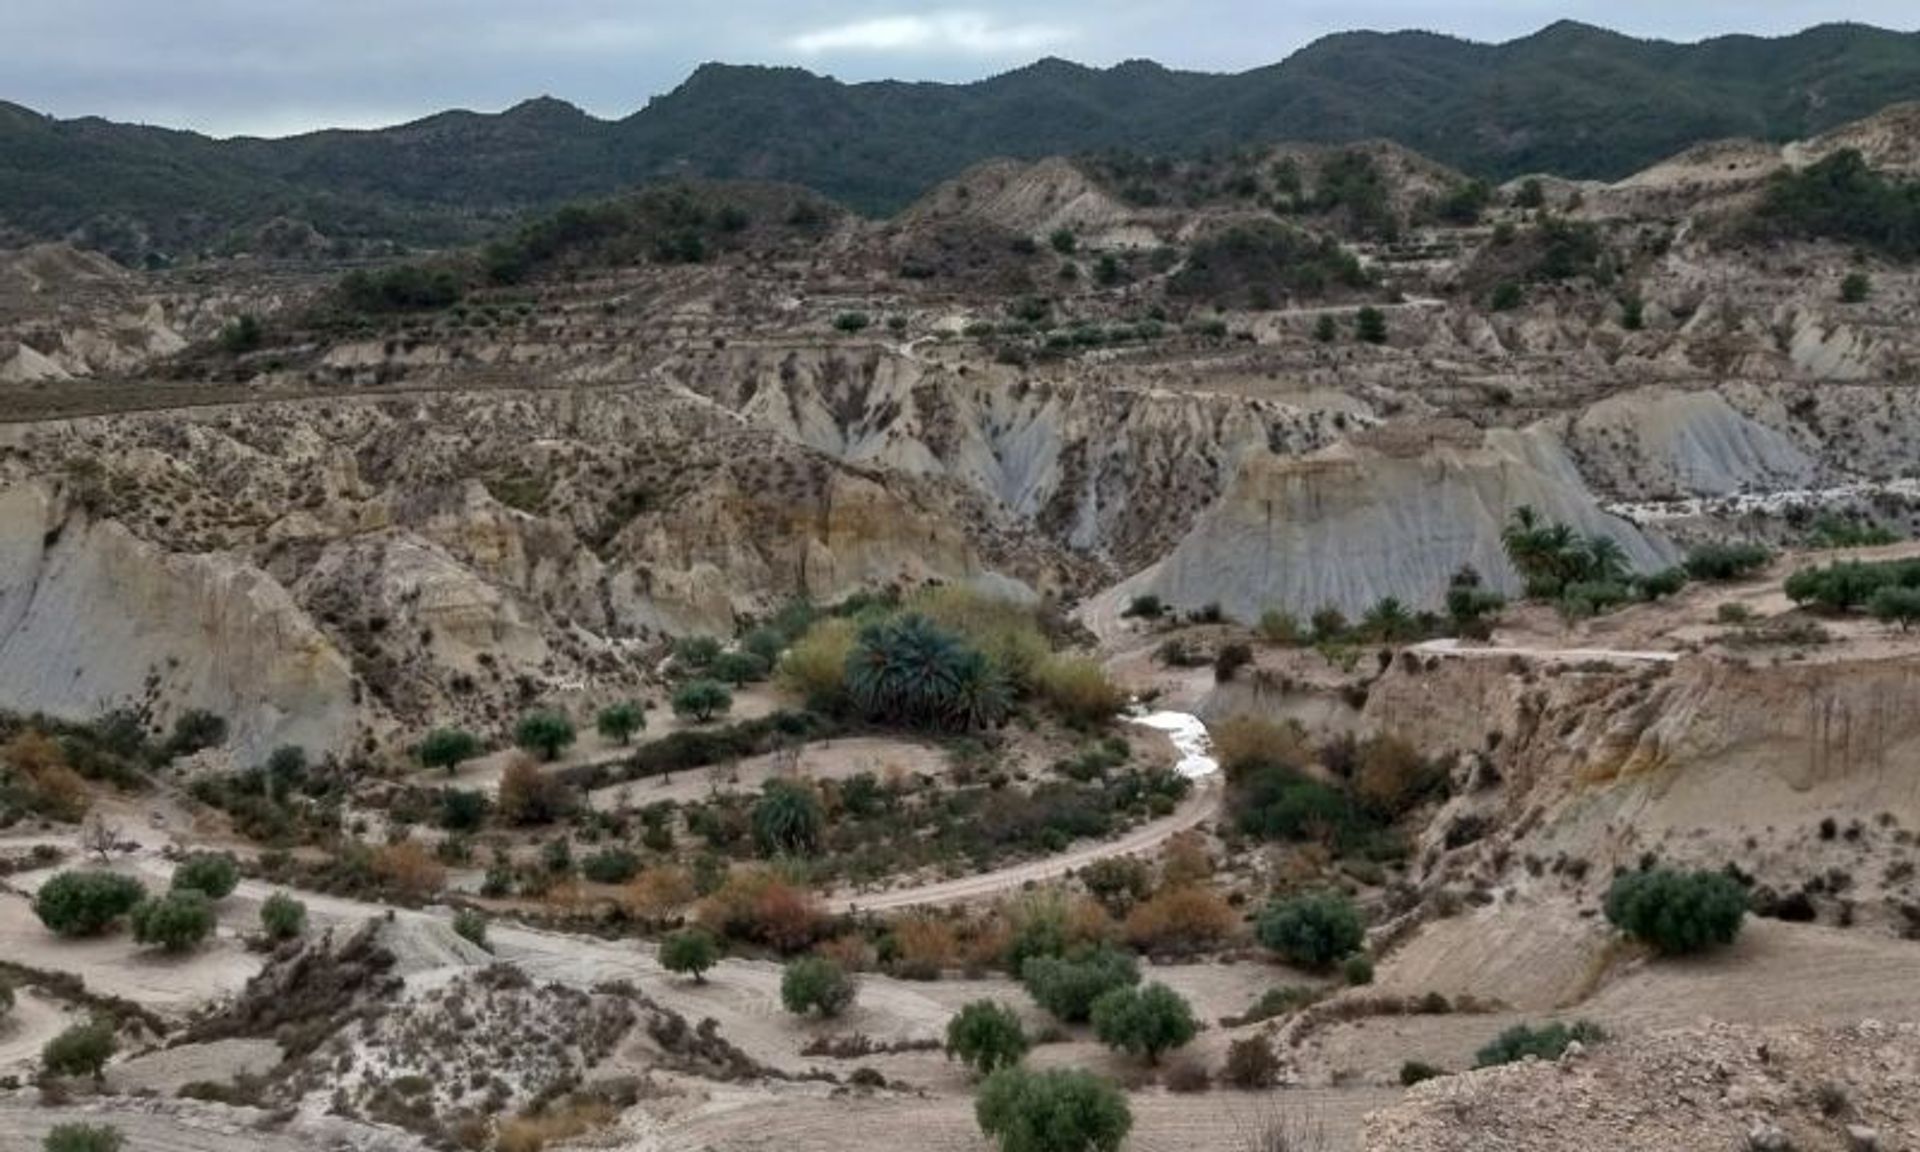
587, 735, 950, 811
0, 988, 77, 1076
658, 1080, 1405, 1152
0, 1091, 424, 1151
0, 894, 261, 1014
110, 1038, 282, 1095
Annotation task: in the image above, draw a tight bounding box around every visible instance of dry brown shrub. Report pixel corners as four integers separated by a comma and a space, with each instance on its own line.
956, 916, 1011, 976
695, 868, 824, 952
624, 866, 695, 918
496, 756, 571, 825
816, 933, 875, 972
1353, 735, 1432, 815
1213, 715, 1310, 777
1032, 655, 1127, 727
1065, 894, 1117, 946
1160, 830, 1214, 886
891, 915, 960, 975
372, 840, 447, 896
1122, 884, 1238, 953
4, 731, 89, 821
495, 1099, 615, 1152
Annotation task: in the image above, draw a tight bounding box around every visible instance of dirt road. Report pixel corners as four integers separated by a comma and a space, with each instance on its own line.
830, 770, 1223, 914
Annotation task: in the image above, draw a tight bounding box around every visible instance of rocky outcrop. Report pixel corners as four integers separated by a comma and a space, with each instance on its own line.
0, 483, 356, 762
1136, 428, 1671, 619
1362, 1021, 1920, 1152
1564, 387, 1820, 499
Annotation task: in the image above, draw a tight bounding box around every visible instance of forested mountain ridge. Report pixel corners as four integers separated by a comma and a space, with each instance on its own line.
5, 20, 1920, 262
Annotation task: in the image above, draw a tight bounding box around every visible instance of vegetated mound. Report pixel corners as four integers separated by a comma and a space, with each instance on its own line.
1803, 101, 1920, 178
306, 963, 638, 1127
1137, 428, 1668, 619
1166, 219, 1372, 309
1361, 1020, 1919, 1151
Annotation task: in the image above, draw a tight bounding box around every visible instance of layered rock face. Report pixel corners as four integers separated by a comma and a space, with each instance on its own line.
0, 483, 356, 762
1138, 430, 1671, 619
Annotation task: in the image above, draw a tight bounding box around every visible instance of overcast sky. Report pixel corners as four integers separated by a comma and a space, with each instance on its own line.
6, 1, 1916, 138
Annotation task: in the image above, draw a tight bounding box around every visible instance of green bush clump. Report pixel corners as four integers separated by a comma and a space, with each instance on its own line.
44, 1123, 125, 1152
660, 928, 720, 982
42, 1019, 117, 1079
1785, 558, 1920, 613
172, 851, 239, 899
33, 871, 146, 936
259, 891, 307, 940
1683, 542, 1773, 582
1256, 891, 1365, 969
1089, 981, 1197, 1064
130, 889, 216, 952
1603, 867, 1746, 955
581, 847, 641, 884
514, 711, 577, 761
1475, 1020, 1605, 1067
1020, 946, 1139, 1024
671, 679, 734, 723
781, 955, 856, 1017
946, 1000, 1030, 1075
418, 727, 481, 773
976, 1066, 1131, 1152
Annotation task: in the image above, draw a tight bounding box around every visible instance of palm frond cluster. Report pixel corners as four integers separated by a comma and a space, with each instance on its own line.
844, 613, 1011, 731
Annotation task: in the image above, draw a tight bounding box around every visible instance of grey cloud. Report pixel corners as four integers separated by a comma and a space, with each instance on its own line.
2, 0, 1915, 137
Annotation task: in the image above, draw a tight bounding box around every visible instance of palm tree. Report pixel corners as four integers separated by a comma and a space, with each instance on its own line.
1580, 535, 1630, 584
1362, 597, 1415, 642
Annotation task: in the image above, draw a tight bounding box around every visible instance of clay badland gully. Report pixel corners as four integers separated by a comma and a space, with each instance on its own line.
2, 6, 1920, 1151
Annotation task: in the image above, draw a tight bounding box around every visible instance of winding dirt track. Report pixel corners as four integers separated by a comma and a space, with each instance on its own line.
830, 770, 1223, 914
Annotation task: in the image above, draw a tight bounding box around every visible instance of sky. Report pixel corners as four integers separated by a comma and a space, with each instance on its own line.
5, 1, 1917, 138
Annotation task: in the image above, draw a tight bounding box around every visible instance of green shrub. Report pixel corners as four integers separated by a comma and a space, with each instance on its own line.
596, 702, 646, 745
1355, 306, 1388, 344
675, 635, 724, 671
712, 651, 771, 687
438, 787, 490, 832
946, 1000, 1030, 1075
514, 711, 576, 761
1840, 271, 1872, 302
671, 679, 733, 724
1222, 1035, 1280, 1088
259, 891, 307, 941
1869, 585, 1920, 630
1475, 1020, 1604, 1067
660, 928, 720, 982
1342, 953, 1375, 985
1603, 867, 1746, 955
33, 871, 146, 936
172, 851, 239, 899
43, 1123, 125, 1152
453, 909, 490, 950
1089, 982, 1197, 1064
781, 955, 856, 1017
1683, 542, 1772, 582
418, 727, 481, 773
1256, 891, 1364, 969
752, 779, 824, 856
130, 889, 216, 951
976, 1066, 1131, 1152
833, 311, 872, 333
581, 847, 641, 884
42, 1019, 116, 1079
1399, 1060, 1444, 1086
1020, 946, 1139, 1024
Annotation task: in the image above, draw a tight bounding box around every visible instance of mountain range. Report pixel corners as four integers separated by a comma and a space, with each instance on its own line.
5, 19, 1920, 262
